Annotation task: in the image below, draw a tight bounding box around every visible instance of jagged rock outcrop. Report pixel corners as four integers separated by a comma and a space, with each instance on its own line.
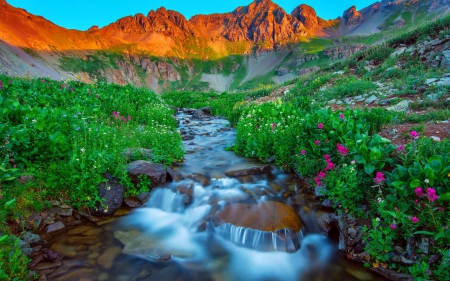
322, 44, 368, 60
291, 4, 319, 29
342, 6, 364, 26
88, 25, 99, 31
297, 66, 319, 76
290, 54, 320, 66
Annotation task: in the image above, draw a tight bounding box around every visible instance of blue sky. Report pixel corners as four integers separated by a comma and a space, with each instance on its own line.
7, 0, 376, 31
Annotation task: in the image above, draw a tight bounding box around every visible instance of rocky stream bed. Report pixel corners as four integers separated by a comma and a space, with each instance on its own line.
17, 109, 394, 281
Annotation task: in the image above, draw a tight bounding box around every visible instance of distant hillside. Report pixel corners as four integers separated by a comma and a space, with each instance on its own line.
0, 0, 449, 93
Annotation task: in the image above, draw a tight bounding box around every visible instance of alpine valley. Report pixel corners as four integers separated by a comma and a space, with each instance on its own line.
0, 0, 449, 93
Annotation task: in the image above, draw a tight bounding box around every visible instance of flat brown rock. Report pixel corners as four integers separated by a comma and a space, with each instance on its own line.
214, 201, 302, 232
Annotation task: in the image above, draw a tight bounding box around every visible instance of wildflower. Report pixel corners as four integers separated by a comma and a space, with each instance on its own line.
271, 123, 276, 130
324, 155, 335, 171
87, 196, 91, 200
374, 172, 385, 184
324, 154, 330, 160
337, 143, 349, 156
88, 89, 92, 94
415, 187, 425, 197
396, 145, 405, 152
32, 119, 37, 123
424, 179, 429, 184
41, 79, 45, 83
339, 113, 345, 120
390, 223, 396, 229
318, 123, 324, 129
80, 148, 85, 154
128, 116, 132, 121
314, 177, 322, 186
376, 217, 380, 222
301, 150, 306, 155
376, 197, 383, 203
0, 80, 3, 90
318, 171, 326, 178
96, 94, 99, 99
314, 140, 320, 145
410, 216, 419, 223
351, 160, 356, 164
61, 83, 68, 89
71, 87, 74, 92
427, 188, 439, 202
410, 131, 420, 140
8, 80, 12, 84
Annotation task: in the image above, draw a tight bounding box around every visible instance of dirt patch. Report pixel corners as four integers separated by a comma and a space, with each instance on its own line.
378, 122, 450, 146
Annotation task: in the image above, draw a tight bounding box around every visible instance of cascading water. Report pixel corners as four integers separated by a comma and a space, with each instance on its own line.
46, 112, 388, 281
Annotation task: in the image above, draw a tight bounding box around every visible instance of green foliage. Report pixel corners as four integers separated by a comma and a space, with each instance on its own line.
0, 235, 31, 281
0, 75, 183, 208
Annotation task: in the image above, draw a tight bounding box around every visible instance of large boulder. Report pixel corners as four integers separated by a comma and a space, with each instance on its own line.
127, 160, 168, 188
191, 107, 211, 120
90, 174, 125, 216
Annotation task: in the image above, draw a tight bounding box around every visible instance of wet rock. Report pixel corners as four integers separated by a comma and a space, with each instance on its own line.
394, 246, 404, 255
97, 246, 122, 269
21, 231, 43, 245
49, 207, 73, 217
124, 196, 142, 208
38, 274, 48, 281
127, 160, 167, 188
192, 107, 211, 120
315, 185, 326, 198
47, 260, 87, 279
32, 261, 62, 270
213, 201, 302, 232
334, 214, 349, 254
46, 221, 65, 233
44, 249, 64, 262
18, 239, 33, 256
166, 167, 181, 182
370, 267, 413, 281
25, 212, 42, 230
30, 254, 45, 268
347, 228, 357, 239
90, 174, 125, 216
418, 237, 429, 254
50, 243, 77, 258
406, 236, 415, 257
428, 253, 441, 264
186, 173, 210, 186
320, 199, 334, 209
51, 268, 94, 280
114, 230, 173, 263
177, 183, 194, 196
392, 255, 415, 265
225, 165, 272, 177
137, 192, 151, 204
67, 225, 93, 235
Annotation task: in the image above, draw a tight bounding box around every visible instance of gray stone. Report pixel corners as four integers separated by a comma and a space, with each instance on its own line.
390, 48, 406, 58
225, 165, 272, 177
365, 94, 378, 104
386, 100, 410, 112
426, 93, 439, 101
347, 228, 357, 239
418, 237, 429, 254
430, 136, 441, 142
392, 255, 415, 265
321, 199, 334, 208
334, 70, 345, 75
18, 239, 33, 256
21, 231, 43, 245
127, 160, 168, 188
389, 128, 398, 135
426, 78, 438, 84
192, 107, 211, 120
46, 221, 65, 233
315, 185, 326, 198
436, 77, 450, 86
90, 174, 125, 216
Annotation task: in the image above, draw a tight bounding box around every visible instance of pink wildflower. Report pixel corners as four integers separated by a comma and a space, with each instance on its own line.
301, 150, 306, 155
410, 216, 419, 223
337, 143, 349, 156
324, 154, 330, 160
415, 187, 425, 197
314, 177, 322, 186
339, 113, 345, 120
0, 80, 3, 90
374, 172, 385, 184
396, 145, 405, 152
271, 123, 276, 130
41, 79, 45, 83
351, 160, 356, 164
128, 116, 132, 121
61, 83, 68, 89
390, 223, 396, 229
324, 155, 335, 171
95, 94, 99, 99
88, 89, 92, 94
318, 123, 324, 129
427, 188, 439, 202
318, 171, 326, 178
8, 80, 12, 84
410, 131, 420, 140
314, 140, 320, 145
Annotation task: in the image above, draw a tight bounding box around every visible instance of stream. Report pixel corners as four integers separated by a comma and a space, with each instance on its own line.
46, 111, 388, 281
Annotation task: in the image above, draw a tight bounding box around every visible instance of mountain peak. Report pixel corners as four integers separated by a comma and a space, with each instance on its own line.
291, 4, 319, 29
343, 5, 364, 26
